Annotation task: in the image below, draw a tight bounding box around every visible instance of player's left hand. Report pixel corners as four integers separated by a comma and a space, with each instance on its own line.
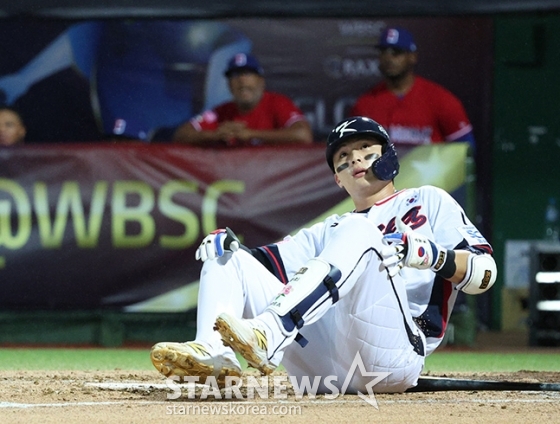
380, 218, 443, 276
195, 227, 241, 262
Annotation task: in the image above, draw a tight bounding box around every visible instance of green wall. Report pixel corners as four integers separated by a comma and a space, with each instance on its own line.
492, 14, 560, 328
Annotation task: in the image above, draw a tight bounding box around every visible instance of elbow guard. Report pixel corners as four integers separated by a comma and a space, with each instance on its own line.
455, 253, 497, 295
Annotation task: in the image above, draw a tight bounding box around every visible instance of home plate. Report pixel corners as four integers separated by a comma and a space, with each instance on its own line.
85, 378, 264, 392
84, 382, 176, 392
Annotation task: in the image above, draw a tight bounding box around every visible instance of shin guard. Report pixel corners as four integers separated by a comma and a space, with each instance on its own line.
266, 258, 341, 346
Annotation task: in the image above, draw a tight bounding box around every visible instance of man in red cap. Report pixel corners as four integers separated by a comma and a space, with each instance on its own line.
174, 53, 313, 146
351, 27, 475, 148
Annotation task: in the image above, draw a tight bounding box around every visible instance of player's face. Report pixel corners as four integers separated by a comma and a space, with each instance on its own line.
0, 110, 26, 146
333, 138, 382, 182
228, 71, 265, 112
333, 138, 393, 206
378, 48, 417, 80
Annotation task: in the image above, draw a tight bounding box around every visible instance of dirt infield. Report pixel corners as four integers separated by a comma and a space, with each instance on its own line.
1, 369, 559, 423
2, 332, 560, 423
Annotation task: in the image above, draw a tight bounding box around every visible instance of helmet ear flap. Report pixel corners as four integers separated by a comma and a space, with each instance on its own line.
371, 142, 399, 180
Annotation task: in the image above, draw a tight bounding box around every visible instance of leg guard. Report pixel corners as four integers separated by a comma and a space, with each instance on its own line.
266, 258, 341, 346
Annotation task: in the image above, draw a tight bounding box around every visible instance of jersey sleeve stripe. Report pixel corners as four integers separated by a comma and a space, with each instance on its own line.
189, 118, 203, 131
445, 125, 473, 141
284, 114, 307, 128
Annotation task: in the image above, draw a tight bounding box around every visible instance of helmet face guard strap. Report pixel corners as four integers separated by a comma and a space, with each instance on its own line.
371, 143, 400, 181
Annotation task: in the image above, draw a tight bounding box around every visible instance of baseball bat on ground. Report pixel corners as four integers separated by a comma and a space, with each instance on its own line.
407, 376, 560, 392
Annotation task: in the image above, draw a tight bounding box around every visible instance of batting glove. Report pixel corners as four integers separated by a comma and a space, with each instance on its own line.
195, 227, 241, 262
380, 218, 456, 279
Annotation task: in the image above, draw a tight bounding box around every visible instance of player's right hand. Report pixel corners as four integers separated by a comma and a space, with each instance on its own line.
195, 227, 240, 262
381, 218, 448, 277
380, 243, 406, 277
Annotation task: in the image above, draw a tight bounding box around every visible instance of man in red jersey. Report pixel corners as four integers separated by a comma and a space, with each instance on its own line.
351, 27, 475, 148
173, 53, 313, 146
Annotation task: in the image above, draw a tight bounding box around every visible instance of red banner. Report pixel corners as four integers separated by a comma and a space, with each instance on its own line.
0, 144, 346, 310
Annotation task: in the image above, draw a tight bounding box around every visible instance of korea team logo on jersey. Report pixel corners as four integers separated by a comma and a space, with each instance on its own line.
406, 193, 419, 206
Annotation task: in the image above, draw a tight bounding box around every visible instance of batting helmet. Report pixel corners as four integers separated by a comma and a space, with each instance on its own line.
326, 116, 399, 181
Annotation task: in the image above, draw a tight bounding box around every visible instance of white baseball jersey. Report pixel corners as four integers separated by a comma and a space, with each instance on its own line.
255, 185, 492, 356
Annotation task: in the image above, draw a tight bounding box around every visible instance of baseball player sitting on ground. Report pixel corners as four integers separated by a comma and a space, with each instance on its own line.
151, 116, 496, 393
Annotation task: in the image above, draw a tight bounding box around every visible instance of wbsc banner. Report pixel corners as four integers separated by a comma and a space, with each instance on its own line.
0, 143, 469, 312
0, 144, 346, 311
